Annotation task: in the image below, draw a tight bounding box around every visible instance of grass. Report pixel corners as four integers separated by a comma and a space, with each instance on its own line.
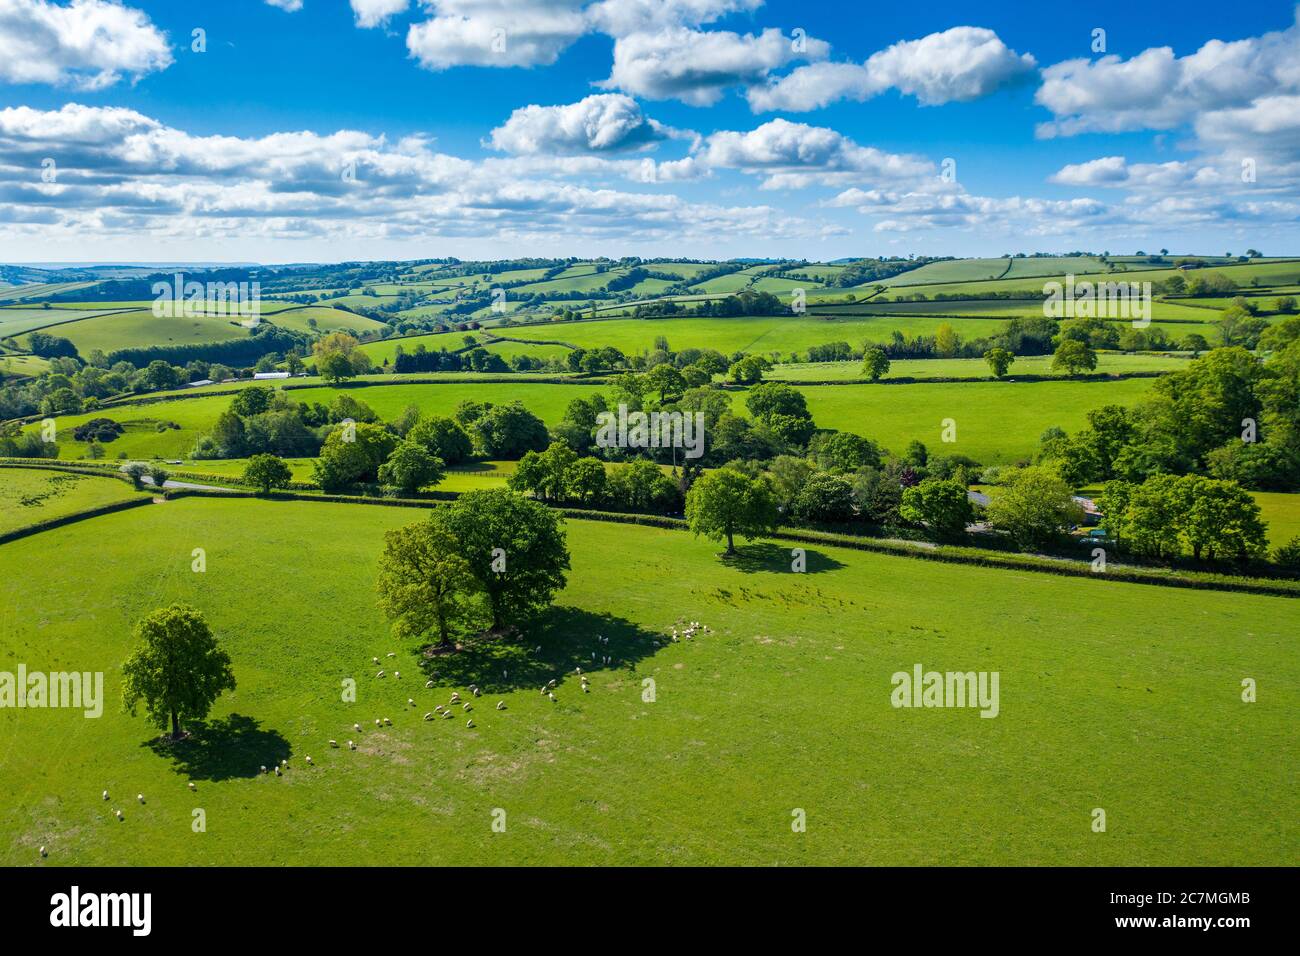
0, 307, 128, 339
38, 375, 1157, 465
768, 353, 1193, 382
801, 378, 1158, 463
0, 467, 147, 535
23, 310, 250, 355
1252, 492, 1300, 549
0, 495, 1294, 865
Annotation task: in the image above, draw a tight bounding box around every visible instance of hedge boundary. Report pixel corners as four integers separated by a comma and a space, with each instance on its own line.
0, 496, 154, 546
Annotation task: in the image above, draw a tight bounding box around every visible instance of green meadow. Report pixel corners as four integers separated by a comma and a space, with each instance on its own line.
768, 353, 1193, 381
0, 468, 147, 536
1, 495, 1294, 865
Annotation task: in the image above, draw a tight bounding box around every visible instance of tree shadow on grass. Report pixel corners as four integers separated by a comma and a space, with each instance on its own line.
141, 714, 291, 782
418, 607, 665, 696
721, 541, 845, 575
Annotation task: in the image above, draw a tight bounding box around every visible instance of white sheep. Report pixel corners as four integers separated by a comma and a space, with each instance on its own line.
40, 846, 47, 857
462, 702, 472, 712
115, 809, 123, 820
372, 656, 380, 664
466, 719, 475, 728
348, 740, 356, 750
137, 793, 145, 804
354, 723, 361, 732
424, 712, 434, 721
442, 711, 453, 720
548, 693, 557, 702
496, 701, 506, 710
374, 718, 382, 726
472, 688, 481, 697
408, 698, 415, 707
102, 790, 109, 801
188, 782, 196, 791
376, 670, 385, 678
260, 766, 266, 774
386, 652, 396, 658
281, 759, 288, 767
548, 679, 557, 688
583, 685, 590, 693
329, 739, 338, 748
274, 766, 282, 776
305, 756, 313, 765
383, 717, 391, 726
425, 680, 435, 689
395, 671, 401, 679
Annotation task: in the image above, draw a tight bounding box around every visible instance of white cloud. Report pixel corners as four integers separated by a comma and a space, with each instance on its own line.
487, 93, 678, 154
405, 0, 589, 69
1035, 11, 1300, 137
585, 0, 760, 35
602, 26, 827, 106
0, 103, 809, 249
265, 0, 304, 11
0, 0, 172, 90
749, 26, 1035, 111
696, 118, 932, 188
351, 0, 409, 28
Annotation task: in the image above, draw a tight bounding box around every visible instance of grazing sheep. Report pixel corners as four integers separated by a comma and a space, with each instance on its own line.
40, 846, 47, 857
466, 719, 475, 728
395, 671, 401, 679
376, 670, 385, 678
575, 667, 582, 675
387, 652, 396, 658
425, 680, 435, 689
496, 701, 506, 710
102, 790, 109, 801
354, 723, 361, 732
442, 711, 453, 720
548, 693, 557, 702
281, 759, 288, 767
424, 712, 434, 721
472, 688, 481, 697
329, 740, 338, 748
305, 756, 313, 765
115, 810, 123, 820
435, 704, 445, 713
408, 698, 415, 707
462, 702, 472, 712
260, 766, 267, 774
348, 741, 356, 750
583, 685, 590, 693
374, 718, 382, 727
548, 679, 557, 688
188, 782, 196, 792
383, 717, 392, 726
372, 657, 380, 665
137, 794, 145, 804
274, 767, 281, 776
449, 692, 461, 703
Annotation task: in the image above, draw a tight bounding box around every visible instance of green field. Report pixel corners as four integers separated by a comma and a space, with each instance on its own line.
0, 467, 147, 535
0, 307, 129, 339
1, 495, 1294, 865
769, 353, 1193, 381
23, 310, 251, 355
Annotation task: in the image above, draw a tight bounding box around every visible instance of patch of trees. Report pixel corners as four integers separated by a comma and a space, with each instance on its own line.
1099, 474, 1267, 562
108, 326, 307, 370
73, 418, 124, 443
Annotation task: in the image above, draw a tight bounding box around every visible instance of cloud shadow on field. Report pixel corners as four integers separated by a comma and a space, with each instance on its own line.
417, 607, 665, 696
142, 714, 291, 781
721, 541, 845, 575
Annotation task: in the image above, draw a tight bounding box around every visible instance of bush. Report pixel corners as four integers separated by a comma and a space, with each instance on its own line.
1272, 536, 1300, 569
73, 418, 125, 443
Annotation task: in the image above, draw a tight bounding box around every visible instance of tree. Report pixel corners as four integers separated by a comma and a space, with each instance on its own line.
318, 351, 357, 385
243, 453, 293, 494
644, 363, 687, 403
312, 422, 396, 490
376, 521, 482, 648
509, 441, 576, 502
861, 346, 890, 381
984, 347, 1015, 378
935, 322, 960, 357
1051, 338, 1097, 376
471, 401, 549, 459
1097, 479, 1135, 548
685, 468, 778, 555
1181, 476, 1267, 561
566, 457, 607, 504
790, 472, 855, 524
432, 489, 569, 630
407, 416, 473, 465
985, 466, 1084, 550
728, 354, 769, 384
745, 382, 809, 424
123, 461, 149, 489
378, 440, 445, 495
899, 478, 974, 539
230, 386, 274, 417
1125, 474, 1186, 558
121, 604, 236, 740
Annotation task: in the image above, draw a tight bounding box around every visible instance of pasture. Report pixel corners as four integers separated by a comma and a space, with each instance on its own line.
0, 468, 147, 536
768, 353, 1193, 381
0, 495, 1294, 865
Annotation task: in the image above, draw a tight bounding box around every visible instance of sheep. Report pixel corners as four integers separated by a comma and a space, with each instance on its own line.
137, 794, 145, 804
348, 740, 356, 750
472, 688, 481, 697
462, 702, 472, 712
395, 671, 401, 679
425, 680, 435, 689
496, 701, 506, 710
102, 790, 109, 801
374, 718, 382, 727
548, 693, 557, 702
582, 685, 590, 693
466, 719, 475, 728
575, 667, 582, 675
281, 759, 288, 767
442, 711, 453, 720
387, 652, 396, 658
449, 692, 461, 703
188, 782, 196, 792
533, 645, 541, 653
354, 723, 361, 732
424, 712, 434, 721
115, 809, 123, 820
502, 669, 508, 680
260, 766, 267, 775
40, 846, 47, 858
305, 756, 313, 765
274, 766, 282, 776
372, 656, 380, 665
329, 739, 339, 748
435, 704, 445, 713
376, 670, 385, 678
408, 698, 415, 707
547, 679, 557, 688
383, 717, 392, 726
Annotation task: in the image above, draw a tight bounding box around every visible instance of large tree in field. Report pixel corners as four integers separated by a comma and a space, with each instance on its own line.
378, 440, 444, 495
432, 489, 570, 630
121, 605, 236, 740
1052, 338, 1097, 376
685, 468, 779, 555
376, 522, 481, 647
243, 452, 293, 494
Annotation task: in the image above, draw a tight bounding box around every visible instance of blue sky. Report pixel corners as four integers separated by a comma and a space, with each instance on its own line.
0, 0, 1297, 263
